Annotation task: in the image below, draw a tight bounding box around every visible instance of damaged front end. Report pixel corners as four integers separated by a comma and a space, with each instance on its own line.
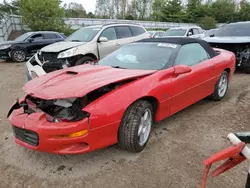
7, 95, 90, 123
210, 43, 250, 68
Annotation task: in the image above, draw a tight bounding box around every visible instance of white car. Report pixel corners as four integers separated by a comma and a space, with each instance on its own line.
25, 23, 151, 81
162, 26, 204, 38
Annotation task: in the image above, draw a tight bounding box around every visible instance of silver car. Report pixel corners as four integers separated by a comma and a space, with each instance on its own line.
162, 26, 204, 38
26, 23, 151, 80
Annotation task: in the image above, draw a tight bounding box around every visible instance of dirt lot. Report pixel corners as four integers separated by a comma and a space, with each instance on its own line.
0, 61, 249, 188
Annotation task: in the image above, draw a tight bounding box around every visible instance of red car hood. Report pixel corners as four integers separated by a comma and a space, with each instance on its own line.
24, 65, 155, 99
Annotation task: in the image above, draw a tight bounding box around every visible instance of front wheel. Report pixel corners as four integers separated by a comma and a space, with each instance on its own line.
11, 49, 27, 62
75, 56, 95, 66
118, 100, 154, 153
210, 71, 229, 101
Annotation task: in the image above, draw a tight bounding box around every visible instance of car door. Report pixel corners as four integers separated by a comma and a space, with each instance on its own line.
168, 43, 215, 115
192, 28, 201, 38
25, 33, 44, 54
98, 27, 119, 59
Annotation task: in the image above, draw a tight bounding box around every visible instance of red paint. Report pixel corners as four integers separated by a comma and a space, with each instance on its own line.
9, 49, 235, 154
201, 142, 246, 188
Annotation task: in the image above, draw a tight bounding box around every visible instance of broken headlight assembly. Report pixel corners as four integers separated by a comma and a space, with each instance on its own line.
57, 47, 77, 59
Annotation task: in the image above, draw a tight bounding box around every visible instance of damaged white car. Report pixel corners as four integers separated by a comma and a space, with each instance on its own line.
25, 23, 150, 81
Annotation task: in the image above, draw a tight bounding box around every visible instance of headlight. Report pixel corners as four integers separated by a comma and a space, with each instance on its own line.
57, 47, 77, 59
0, 45, 11, 50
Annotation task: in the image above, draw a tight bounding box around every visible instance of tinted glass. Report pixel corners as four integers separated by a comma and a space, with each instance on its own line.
215, 23, 250, 37
31, 34, 43, 41
98, 42, 177, 70
163, 29, 187, 36
44, 33, 58, 39
100, 27, 117, 40
129, 26, 145, 36
115, 26, 133, 39
175, 43, 210, 66
66, 26, 101, 42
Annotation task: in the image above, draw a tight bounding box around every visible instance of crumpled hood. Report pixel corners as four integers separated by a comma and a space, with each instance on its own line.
41, 41, 86, 53
23, 65, 156, 99
203, 36, 250, 44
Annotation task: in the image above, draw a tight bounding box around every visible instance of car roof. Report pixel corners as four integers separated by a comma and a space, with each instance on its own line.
169, 26, 201, 30
27, 31, 60, 34
226, 21, 250, 25
138, 37, 217, 58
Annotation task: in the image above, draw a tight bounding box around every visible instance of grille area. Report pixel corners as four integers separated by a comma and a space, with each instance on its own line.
39, 52, 59, 62
12, 126, 39, 146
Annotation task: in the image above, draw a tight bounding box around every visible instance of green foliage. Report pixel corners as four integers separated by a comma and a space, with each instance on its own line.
64, 2, 87, 18
161, 0, 185, 22
19, 0, 65, 31
198, 16, 217, 29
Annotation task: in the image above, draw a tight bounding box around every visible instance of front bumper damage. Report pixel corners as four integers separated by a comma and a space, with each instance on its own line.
0, 49, 11, 59
8, 96, 120, 154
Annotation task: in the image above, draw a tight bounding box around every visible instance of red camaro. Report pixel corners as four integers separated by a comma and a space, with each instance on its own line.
8, 38, 235, 154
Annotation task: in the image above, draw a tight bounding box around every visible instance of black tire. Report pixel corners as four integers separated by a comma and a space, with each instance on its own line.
118, 100, 154, 153
210, 71, 229, 101
11, 49, 27, 62
75, 56, 95, 66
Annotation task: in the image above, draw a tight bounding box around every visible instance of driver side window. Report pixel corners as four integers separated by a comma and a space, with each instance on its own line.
175, 43, 210, 66
30, 34, 43, 41
100, 27, 117, 41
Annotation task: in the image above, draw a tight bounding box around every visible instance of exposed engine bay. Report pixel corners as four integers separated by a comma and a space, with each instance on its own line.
8, 80, 134, 122
209, 43, 250, 68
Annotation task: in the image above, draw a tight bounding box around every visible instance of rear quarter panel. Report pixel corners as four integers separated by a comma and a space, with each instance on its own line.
213, 48, 236, 80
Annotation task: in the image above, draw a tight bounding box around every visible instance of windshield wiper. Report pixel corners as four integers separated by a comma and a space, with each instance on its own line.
111, 66, 127, 69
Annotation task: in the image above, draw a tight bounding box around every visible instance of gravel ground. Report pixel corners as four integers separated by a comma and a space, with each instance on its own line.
0, 61, 249, 188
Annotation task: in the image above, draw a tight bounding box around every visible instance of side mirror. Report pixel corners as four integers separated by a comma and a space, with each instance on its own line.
99, 37, 108, 43
174, 65, 192, 75
28, 38, 34, 43
187, 32, 193, 36
210, 34, 215, 37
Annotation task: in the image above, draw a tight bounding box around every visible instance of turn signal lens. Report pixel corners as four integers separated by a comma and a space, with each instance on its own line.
30, 71, 38, 79
55, 130, 88, 139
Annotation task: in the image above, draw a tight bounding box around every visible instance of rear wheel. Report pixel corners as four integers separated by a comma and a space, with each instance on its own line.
118, 100, 153, 153
75, 56, 95, 66
11, 49, 27, 62
210, 71, 229, 101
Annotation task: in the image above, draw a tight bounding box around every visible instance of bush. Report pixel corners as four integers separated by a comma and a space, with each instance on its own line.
198, 16, 217, 30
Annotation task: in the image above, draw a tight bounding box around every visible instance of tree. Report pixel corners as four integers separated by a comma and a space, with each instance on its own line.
161, 0, 185, 22
237, 0, 250, 21
87, 12, 95, 18
198, 16, 217, 29
152, 0, 166, 21
64, 2, 87, 18
19, 0, 65, 31
186, 0, 205, 23
210, 0, 237, 23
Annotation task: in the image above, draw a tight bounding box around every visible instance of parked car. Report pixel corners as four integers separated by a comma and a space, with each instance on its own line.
148, 30, 165, 38
0, 31, 65, 62
162, 26, 204, 38
204, 28, 219, 37
25, 23, 151, 80
203, 21, 250, 73
8, 37, 235, 154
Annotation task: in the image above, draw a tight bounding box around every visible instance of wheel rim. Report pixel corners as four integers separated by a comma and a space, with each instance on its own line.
138, 108, 152, 146
218, 74, 228, 97
13, 50, 26, 62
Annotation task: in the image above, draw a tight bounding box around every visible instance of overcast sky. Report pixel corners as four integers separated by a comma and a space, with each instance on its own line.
0, 0, 97, 13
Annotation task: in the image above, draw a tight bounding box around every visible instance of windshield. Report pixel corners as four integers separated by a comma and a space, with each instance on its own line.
14, 33, 32, 41
66, 27, 101, 42
163, 29, 187, 36
98, 42, 177, 70
215, 23, 250, 37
